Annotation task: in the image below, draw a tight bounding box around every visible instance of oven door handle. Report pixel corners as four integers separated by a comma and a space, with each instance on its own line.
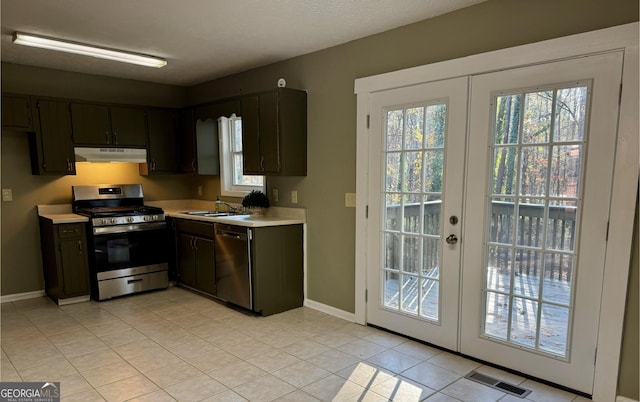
93, 221, 166, 235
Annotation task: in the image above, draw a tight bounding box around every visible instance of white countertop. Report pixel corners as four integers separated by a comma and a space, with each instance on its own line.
151, 200, 306, 228
37, 204, 89, 224
166, 211, 305, 227
37, 201, 306, 228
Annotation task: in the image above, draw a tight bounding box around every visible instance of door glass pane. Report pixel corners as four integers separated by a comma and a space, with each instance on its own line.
483, 83, 589, 358
519, 146, 548, 197
486, 246, 512, 293
492, 147, 518, 196
382, 101, 447, 323
522, 91, 552, 144
550, 145, 582, 198
494, 94, 521, 145
405, 107, 424, 150
485, 292, 509, 340
489, 198, 515, 245
554, 87, 588, 142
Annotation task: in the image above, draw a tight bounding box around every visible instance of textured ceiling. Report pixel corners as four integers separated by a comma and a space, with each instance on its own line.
1, 0, 485, 86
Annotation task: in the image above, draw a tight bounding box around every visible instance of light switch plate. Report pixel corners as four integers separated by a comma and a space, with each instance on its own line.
345, 192, 356, 208
291, 190, 298, 204
2, 188, 13, 202
273, 189, 279, 202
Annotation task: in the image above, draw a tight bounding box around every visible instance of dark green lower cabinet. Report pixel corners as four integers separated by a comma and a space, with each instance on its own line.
38, 219, 90, 304
173, 218, 303, 315
251, 225, 303, 316
174, 219, 216, 296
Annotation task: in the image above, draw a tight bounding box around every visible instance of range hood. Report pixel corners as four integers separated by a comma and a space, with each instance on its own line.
74, 147, 147, 163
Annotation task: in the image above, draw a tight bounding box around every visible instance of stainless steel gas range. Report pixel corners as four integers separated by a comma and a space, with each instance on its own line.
72, 184, 169, 300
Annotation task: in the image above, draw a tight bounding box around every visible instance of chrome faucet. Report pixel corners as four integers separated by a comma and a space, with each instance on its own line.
216, 199, 242, 214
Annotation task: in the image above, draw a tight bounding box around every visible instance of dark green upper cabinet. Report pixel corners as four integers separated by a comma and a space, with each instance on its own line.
110, 106, 147, 146
70, 103, 146, 147
2, 93, 33, 130
28, 98, 76, 175
240, 88, 307, 176
178, 108, 197, 173
143, 108, 178, 173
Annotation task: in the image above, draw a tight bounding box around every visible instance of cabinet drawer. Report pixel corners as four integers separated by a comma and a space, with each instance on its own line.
175, 219, 214, 238
57, 224, 84, 239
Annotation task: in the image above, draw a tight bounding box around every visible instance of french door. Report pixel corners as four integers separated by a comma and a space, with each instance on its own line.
366, 77, 467, 350
365, 52, 623, 393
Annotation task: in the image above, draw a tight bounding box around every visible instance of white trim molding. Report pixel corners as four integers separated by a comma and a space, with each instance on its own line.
354, 22, 638, 401
304, 298, 356, 322
1, 290, 46, 303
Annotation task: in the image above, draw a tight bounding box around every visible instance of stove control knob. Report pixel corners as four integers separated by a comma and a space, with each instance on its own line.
143, 216, 149, 221
102, 219, 109, 225
111, 218, 117, 224
127, 217, 134, 223
152, 215, 158, 221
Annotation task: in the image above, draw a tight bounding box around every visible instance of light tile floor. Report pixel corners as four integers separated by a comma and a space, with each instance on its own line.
1, 287, 590, 402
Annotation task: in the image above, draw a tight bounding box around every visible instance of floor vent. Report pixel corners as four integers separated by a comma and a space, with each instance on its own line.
465, 371, 532, 398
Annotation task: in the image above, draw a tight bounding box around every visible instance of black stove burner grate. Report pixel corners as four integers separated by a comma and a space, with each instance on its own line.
75, 205, 164, 218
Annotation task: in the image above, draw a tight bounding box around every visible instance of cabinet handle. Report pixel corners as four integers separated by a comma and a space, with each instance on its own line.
260, 156, 264, 171
113, 131, 118, 145
193, 237, 198, 251
77, 240, 83, 253
127, 278, 143, 284
151, 159, 156, 171
66, 157, 73, 172
191, 159, 196, 171
105, 131, 110, 144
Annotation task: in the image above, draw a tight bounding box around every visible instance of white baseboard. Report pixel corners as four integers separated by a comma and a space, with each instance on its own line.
304, 298, 356, 322
1, 290, 46, 303
617, 396, 639, 402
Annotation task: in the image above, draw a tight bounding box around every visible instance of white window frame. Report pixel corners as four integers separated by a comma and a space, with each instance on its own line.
218, 114, 264, 197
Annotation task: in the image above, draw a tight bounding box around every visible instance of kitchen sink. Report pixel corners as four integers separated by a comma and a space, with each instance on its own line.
182, 211, 244, 217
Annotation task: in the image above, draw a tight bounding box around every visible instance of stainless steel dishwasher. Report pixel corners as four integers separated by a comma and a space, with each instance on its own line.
214, 223, 252, 310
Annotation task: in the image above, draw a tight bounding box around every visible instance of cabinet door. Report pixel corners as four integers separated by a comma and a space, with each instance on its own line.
194, 237, 216, 295
32, 99, 75, 175
258, 91, 280, 174
177, 233, 196, 287
110, 106, 147, 146
2, 94, 32, 130
179, 108, 197, 173
70, 103, 111, 145
240, 95, 262, 174
252, 225, 304, 316
59, 238, 90, 297
147, 108, 178, 172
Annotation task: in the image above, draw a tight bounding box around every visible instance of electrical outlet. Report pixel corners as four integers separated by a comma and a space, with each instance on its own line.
197, 185, 203, 196
291, 190, 298, 204
345, 192, 356, 207
2, 189, 13, 202
273, 189, 279, 202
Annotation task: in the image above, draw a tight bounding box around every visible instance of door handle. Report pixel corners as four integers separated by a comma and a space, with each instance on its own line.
445, 234, 458, 245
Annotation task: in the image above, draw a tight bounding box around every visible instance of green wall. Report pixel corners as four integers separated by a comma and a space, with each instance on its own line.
188, 0, 638, 313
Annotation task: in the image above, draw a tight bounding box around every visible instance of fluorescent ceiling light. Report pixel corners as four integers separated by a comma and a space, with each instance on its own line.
13, 32, 167, 68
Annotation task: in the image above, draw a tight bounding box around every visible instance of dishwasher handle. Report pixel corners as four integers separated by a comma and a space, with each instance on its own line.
215, 229, 248, 240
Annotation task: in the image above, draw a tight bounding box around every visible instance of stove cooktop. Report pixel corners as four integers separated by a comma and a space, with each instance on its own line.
75, 205, 164, 218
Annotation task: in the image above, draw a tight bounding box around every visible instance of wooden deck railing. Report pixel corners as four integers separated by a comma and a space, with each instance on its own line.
385, 200, 576, 281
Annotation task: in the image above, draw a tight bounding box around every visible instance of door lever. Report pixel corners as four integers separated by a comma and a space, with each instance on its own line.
445, 234, 458, 245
